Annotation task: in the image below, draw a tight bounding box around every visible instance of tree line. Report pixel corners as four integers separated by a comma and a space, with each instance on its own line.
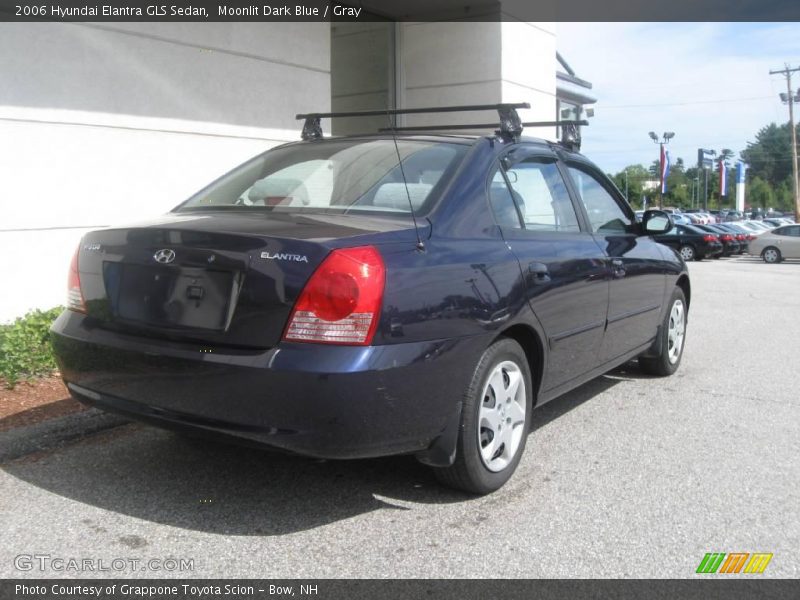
607, 121, 798, 212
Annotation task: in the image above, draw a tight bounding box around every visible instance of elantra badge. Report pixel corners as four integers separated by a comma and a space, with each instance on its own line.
153, 249, 176, 264
260, 252, 308, 263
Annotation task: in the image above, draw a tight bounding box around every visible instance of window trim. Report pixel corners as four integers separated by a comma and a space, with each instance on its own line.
561, 160, 638, 236
485, 145, 591, 235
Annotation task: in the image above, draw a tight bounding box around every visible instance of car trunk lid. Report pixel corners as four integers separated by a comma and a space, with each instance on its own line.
76, 211, 413, 348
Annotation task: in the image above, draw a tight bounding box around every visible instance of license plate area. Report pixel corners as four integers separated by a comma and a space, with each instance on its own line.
114, 264, 236, 331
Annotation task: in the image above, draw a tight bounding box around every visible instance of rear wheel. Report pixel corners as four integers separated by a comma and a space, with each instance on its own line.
639, 287, 687, 376
679, 245, 696, 261
762, 247, 781, 263
433, 338, 532, 495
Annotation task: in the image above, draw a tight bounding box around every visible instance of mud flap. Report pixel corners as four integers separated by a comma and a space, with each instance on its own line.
415, 402, 463, 467
639, 323, 663, 359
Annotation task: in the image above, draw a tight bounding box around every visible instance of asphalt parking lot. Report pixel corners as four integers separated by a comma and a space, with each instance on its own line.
1, 256, 798, 579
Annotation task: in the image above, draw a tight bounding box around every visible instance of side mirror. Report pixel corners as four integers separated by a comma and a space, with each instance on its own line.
642, 209, 673, 235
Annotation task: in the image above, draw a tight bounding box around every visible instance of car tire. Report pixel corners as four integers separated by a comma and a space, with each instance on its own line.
679, 245, 696, 261
433, 338, 532, 495
762, 247, 781, 263
639, 287, 688, 377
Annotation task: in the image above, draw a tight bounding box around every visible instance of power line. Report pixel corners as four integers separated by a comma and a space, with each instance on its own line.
600, 95, 775, 109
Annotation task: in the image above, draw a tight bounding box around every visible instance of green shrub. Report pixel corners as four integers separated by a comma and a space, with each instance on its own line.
0, 307, 64, 388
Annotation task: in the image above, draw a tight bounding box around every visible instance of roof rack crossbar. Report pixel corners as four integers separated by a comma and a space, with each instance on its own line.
296, 103, 531, 141
296, 103, 530, 120
376, 120, 589, 133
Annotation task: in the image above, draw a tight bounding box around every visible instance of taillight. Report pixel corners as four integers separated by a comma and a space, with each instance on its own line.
283, 246, 385, 345
748, 234, 756, 241
737, 234, 746, 241
67, 245, 87, 313
721, 234, 733, 242
702, 234, 717, 242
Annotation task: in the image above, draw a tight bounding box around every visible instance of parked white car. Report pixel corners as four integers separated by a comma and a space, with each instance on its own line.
738, 221, 770, 236
748, 224, 800, 262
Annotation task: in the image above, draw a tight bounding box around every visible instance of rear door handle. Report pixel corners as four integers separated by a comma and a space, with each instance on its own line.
611, 258, 626, 278
528, 262, 551, 285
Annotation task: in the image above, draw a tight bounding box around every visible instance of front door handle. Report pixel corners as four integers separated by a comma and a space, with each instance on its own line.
611, 258, 626, 278
529, 262, 551, 285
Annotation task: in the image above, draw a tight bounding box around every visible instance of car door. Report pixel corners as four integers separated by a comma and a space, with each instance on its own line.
652, 226, 682, 253
563, 161, 667, 364
657, 224, 701, 253
774, 225, 800, 257
488, 146, 609, 392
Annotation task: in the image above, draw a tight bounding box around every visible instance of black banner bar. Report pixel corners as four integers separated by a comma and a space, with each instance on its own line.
1, 0, 800, 22
2, 579, 799, 600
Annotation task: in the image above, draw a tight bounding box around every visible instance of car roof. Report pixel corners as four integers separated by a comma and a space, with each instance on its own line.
277, 132, 576, 154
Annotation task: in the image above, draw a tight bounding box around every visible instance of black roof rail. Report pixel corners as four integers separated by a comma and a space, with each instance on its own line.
296, 103, 531, 141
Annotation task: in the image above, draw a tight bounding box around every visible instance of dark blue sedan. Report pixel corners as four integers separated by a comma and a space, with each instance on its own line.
51, 105, 690, 494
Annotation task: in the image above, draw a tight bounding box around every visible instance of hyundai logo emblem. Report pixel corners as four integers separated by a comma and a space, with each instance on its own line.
153, 248, 176, 264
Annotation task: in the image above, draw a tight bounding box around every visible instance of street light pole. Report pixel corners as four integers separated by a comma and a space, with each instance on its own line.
698, 149, 716, 211
649, 131, 675, 209
771, 64, 800, 220
624, 168, 629, 203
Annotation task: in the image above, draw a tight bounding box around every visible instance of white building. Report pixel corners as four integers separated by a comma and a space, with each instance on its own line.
0, 20, 595, 322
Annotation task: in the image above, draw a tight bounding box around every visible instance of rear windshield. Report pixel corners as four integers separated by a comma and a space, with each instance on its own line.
175, 139, 468, 215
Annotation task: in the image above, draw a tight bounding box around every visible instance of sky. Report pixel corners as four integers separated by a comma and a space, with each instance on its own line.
557, 22, 800, 174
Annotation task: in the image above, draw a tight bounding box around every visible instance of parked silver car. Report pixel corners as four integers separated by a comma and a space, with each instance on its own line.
748, 224, 800, 262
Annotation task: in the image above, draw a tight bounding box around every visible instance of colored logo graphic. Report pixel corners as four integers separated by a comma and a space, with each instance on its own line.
696, 553, 773, 574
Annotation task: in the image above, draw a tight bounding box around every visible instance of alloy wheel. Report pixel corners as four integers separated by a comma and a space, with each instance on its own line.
667, 299, 686, 364
478, 360, 527, 472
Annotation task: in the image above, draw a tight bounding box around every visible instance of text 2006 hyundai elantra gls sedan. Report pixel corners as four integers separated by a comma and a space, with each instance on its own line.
51, 105, 689, 494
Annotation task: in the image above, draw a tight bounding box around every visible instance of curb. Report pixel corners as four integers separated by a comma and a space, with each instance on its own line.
0, 408, 129, 463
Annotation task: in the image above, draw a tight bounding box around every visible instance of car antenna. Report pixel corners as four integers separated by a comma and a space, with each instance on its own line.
385, 108, 425, 251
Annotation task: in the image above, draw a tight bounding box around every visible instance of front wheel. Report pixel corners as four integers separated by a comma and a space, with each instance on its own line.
433, 338, 532, 495
639, 287, 688, 376
679, 245, 696, 261
762, 247, 781, 263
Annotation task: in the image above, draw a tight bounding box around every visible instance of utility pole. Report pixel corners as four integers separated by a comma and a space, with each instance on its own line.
770, 64, 800, 220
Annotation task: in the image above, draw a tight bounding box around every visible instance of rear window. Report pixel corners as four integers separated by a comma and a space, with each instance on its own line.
175, 139, 468, 215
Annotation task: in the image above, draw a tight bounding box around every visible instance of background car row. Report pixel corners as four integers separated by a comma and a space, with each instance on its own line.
634, 210, 798, 263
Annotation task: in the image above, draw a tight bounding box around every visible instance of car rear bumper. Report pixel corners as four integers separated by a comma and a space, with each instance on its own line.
51, 311, 488, 463
700, 243, 723, 258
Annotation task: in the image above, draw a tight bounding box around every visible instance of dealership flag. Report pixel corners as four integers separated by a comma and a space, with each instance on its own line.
736, 162, 747, 211
660, 146, 670, 194
719, 159, 728, 196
